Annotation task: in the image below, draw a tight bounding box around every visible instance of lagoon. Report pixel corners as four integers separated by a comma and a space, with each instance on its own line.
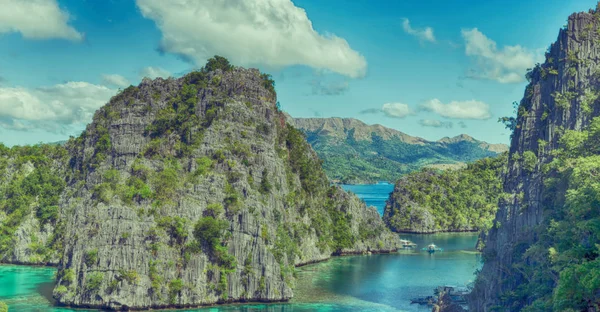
0, 184, 480, 311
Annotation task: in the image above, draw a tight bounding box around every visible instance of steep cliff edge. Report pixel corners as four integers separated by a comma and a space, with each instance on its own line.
0, 144, 68, 265
471, 6, 600, 311
49, 59, 400, 309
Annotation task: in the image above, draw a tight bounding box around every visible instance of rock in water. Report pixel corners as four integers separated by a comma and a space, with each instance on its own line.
44, 60, 400, 309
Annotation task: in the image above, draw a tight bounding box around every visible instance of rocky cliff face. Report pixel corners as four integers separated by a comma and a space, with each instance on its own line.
48, 63, 400, 309
291, 117, 507, 184
470, 7, 600, 311
0, 144, 68, 265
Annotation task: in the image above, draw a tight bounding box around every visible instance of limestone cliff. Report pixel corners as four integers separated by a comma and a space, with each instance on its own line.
48, 61, 400, 309
0, 144, 68, 265
470, 6, 600, 311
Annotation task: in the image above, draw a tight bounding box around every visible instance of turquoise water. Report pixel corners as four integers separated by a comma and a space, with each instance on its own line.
341, 182, 395, 215
0, 184, 481, 311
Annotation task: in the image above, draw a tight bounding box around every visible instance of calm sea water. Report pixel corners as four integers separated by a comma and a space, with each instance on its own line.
341, 182, 395, 215
0, 184, 481, 312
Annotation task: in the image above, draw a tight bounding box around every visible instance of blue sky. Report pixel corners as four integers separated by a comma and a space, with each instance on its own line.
0, 0, 597, 146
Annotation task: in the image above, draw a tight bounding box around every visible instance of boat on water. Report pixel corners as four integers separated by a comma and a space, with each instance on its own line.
400, 239, 417, 249
422, 243, 443, 253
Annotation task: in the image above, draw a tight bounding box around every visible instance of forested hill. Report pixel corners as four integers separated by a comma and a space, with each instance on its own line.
291, 117, 508, 184
383, 153, 507, 234
471, 4, 600, 311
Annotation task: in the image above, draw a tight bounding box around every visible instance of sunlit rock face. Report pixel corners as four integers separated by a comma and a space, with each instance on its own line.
470, 8, 600, 311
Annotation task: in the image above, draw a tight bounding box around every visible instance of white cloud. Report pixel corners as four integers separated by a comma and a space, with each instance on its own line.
0, 82, 114, 132
402, 18, 435, 43
0, 0, 83, 41
381, 103, 414, 119
419, 99, 491, 120
140, 66, 171, 79
461, 28, 542, 84
419, 119, 453, 128
136, 0, 367, 78
101, 74, 130, 88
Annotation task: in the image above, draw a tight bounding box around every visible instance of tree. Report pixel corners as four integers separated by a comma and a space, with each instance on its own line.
204, 55, 233, 72
0, 301, 7, 312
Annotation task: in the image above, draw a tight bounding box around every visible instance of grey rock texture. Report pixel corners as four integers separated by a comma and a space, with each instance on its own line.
470, 8, 600, 311
47, 67, 400, 310
0, 149, 67, 265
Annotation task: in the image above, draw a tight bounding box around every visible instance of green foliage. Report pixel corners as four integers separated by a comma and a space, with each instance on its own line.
55, 285, 68, 296
492, 117, 600, 310
283, 125, 329, 192
260, 73, 276, 95
0, 301, 7, 312
195, 156, 213, 176
149, 260, 163, 293
204, 55, 233, 73
522, 151, 538, 172
194, 216, 229, 250
157, 216, 188, 243
385, 154, 507, 233
581, 88, 599, 114
223, 182, 241, 213
0, 144, 69, 258
259, 169, 272, 194
118, 269, 140, 285
86, 272, 103, 291
85, 249, 98, 266
552, 91, 576, 110
62, 269, 75, 284
168, 278, 183, 304
151, 160, 180, 202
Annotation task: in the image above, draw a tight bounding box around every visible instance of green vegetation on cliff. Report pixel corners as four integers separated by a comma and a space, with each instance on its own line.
483, 118, 600, 311
0, 143, 68, 263
383, 153, 507, 234
36, 56, 400, 309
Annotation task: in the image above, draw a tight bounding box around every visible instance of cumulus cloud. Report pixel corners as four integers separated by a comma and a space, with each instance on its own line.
0, 82, 114, 132
309, 79, 349, 96
136, 0, 367, 78
140, 66, 171, 79
382, 103, 414, 119
402, 18, 435, 43
419, 99, 491, 120
461, 28, 542, 83
101, 74, 130, 88
359, 103, 414, 118
0, 0, 83, 41
419, 119, 453, 128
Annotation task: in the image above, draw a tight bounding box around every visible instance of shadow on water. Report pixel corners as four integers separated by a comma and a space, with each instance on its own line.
37, 280, 56, 305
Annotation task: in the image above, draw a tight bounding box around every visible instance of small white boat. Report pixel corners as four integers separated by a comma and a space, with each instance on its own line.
422, 243, 443, 253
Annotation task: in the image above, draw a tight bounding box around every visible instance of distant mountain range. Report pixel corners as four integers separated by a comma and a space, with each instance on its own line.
290, 117, 508, 184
